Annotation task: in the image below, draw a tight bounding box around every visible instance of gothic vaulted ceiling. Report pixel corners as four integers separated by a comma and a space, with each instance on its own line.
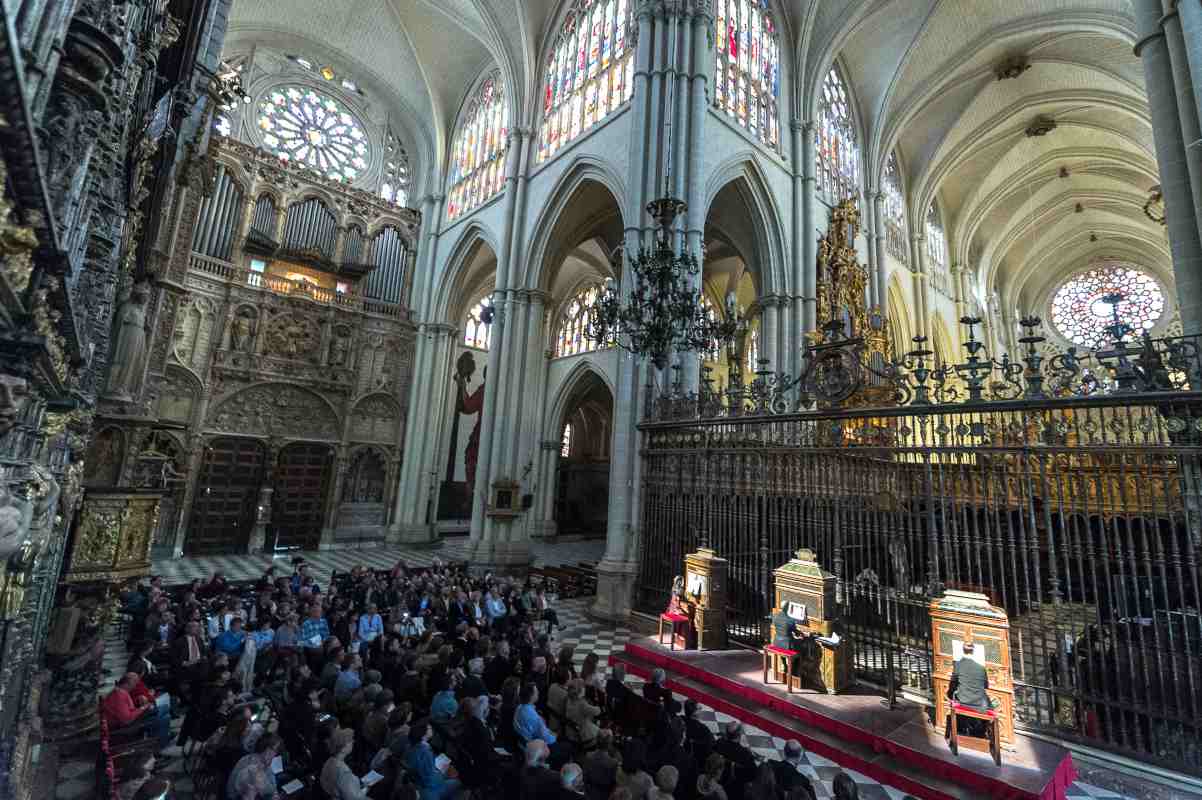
803, 0, 1164, 321
228, 0, 1166, 323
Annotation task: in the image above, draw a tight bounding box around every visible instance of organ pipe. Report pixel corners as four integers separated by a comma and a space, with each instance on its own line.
364, 226, 406, 303
252, 195, 275, 236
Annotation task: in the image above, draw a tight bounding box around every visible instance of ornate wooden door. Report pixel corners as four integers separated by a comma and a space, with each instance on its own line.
270, 442, 332, 552
185, 437, 266, 555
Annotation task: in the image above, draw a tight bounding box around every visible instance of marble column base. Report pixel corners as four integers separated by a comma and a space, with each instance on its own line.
528, 519, 558, 542
247, 525, 267, 554
318, 528, 337, 550
591, 558, 639, 623
388, 523, 443, 548
464, 536, 533, 575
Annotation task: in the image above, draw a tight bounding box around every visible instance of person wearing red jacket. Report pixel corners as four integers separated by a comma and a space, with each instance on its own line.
103, 672, 171, 748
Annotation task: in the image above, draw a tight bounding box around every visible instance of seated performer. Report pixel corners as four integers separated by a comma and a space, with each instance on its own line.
947, 641, 991, 737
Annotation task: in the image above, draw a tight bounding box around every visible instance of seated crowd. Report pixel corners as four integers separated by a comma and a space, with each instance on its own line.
106, 559, 851, 800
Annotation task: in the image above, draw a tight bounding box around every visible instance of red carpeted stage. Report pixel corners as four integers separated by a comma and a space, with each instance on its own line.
610, 637, 1077, 800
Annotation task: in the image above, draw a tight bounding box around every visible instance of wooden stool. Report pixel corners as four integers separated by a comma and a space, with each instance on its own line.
762, 644, 798, 693
658, 612, 690, 650
948, 703, 1001, 766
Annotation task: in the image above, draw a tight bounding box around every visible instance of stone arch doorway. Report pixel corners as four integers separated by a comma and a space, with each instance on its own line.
270, 442, 334, 552
186, 437, 267, 555
554, 372, 613, 537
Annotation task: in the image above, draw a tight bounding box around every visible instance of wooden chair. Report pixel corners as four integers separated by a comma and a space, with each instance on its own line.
762, 644, 799, 694
947, 703, 1002, 767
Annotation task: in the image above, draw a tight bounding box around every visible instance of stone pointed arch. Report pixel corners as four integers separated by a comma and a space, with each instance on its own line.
886, 273, 913, 357
547, 357, 616, 440
206, 382, 341, 441
349, 392, 404, 443
523, 156, 628, 293
430, 220, 503, 324
703, 154, 790, 298
157, 364, 206, 426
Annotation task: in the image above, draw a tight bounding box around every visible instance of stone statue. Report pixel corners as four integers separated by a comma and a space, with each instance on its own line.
105, 283, 150, 399
230, 313, 255, 352
329, 331, 349, 366
0, 374, 29, 437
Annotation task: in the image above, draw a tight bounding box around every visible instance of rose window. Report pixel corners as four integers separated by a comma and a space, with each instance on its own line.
1050, 262, 1165, 347
257, 86, 369, 181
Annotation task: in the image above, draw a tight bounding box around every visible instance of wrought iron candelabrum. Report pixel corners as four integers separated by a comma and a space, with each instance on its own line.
585, 196, 742, 370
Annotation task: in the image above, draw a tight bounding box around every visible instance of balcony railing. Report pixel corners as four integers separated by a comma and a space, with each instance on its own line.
188, 252, 409, 320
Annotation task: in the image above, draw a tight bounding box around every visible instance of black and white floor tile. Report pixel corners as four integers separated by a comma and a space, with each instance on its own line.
52, 541, 1154, 799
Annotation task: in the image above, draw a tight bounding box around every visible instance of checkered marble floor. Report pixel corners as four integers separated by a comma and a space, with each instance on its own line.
150, 536, 607, 585
49, 539, 1166, 800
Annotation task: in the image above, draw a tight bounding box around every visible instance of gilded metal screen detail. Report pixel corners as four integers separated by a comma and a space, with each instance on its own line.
636, 396, 1202, 772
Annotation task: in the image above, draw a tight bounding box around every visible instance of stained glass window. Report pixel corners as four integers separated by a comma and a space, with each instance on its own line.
215, 114, 232, 137
715, 0, 780, 148
286, 54, 365, 96
380, 131, 411, 207
561, 423, 573, 457
883, 152, 908, 264
555, 284, 614, 357
464, 300, 493, 350
816, 66, 860, 200
1051, 262, 1165, 347
925, 202, 950, 296
538, 0, 635, 162
448, 73, 509, 222
257, 86, 369, 182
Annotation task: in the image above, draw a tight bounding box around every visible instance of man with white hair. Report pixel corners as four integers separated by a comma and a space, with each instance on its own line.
520, 739, 559, 798
559, 762, 585, 797
771, 739, 817, 797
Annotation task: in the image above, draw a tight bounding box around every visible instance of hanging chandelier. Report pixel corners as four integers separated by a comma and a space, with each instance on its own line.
584, 196, 741, 369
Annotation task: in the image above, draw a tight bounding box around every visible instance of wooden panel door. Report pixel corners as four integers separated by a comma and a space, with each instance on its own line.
270, 442, 332, 552
185, 437, 266, 555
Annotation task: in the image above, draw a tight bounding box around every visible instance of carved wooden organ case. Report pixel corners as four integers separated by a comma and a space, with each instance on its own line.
929, 590, 1015, 743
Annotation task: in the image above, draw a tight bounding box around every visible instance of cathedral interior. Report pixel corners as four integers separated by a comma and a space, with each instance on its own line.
1, 0, 1202, 798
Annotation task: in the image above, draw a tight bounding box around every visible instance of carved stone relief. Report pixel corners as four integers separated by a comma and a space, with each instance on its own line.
264, 310, 320, 362
349, 394, 401, 443
0, 375, 30, 438
83, 428, 124, 487
156, 370, 197, 424
172, 295, 217, 370
206, 383, 340, 440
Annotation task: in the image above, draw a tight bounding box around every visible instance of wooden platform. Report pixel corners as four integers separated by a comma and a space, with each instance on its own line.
610, 637, 1077, 800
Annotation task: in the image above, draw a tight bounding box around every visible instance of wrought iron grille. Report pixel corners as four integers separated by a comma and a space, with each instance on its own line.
636, 327, 1202, 772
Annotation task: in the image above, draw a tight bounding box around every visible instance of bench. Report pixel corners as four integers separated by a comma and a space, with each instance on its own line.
947, 703, 1001, 767
762, 644, 798, 693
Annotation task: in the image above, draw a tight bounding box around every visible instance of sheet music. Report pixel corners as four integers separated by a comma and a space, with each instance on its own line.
686, 573, 706, 596
952, 639, 987, 665
282, 780, 304, 794
271, 755, 283, 774
361, 770, 385, 787
434, 754, 452, 773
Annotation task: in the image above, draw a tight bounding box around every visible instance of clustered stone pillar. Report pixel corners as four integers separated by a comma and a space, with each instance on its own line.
1134, 0, 1202, 336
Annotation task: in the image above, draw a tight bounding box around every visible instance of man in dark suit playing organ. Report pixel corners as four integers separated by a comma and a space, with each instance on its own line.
947, 641, 991, 737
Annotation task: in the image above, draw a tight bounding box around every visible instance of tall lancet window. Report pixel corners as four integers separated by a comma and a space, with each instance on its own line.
538, 0, 635, 162
883, 152, 908, 264
464, 300, 493, 350
447, 72, 509, 222
714, 0, 780, 148
926, 201, 950, 297
816, 66, 860, 201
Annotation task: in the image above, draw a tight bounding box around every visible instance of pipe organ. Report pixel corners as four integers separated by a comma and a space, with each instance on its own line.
363, 226, 407, 304
283, 196, 338, 257
190, 164, 244, 260
251, 194, 276, 241
344, 224, 366, 265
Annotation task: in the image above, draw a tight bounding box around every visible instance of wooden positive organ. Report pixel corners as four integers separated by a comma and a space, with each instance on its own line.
769, 549, 854, 694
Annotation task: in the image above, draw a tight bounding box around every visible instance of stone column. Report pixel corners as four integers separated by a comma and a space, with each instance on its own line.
801, 122, 818, 336
332, 225, 348, 264
1135, 0, 1202, 336
911, 234, 929, 341
761, 298, 780, 371
247, 486, 273, 553
234, 195, 256, 254
391, 323, 453, 546
1161, 3, 1202, 245
273, 205, 287, 246
319, 446, 348, 549
1179, 0, 1202, 130
530, 440, 561, 541
594, 226, 646, 621
872, 192, 887, 311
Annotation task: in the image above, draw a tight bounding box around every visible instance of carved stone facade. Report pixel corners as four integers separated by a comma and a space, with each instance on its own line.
0, 0, 217, 792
